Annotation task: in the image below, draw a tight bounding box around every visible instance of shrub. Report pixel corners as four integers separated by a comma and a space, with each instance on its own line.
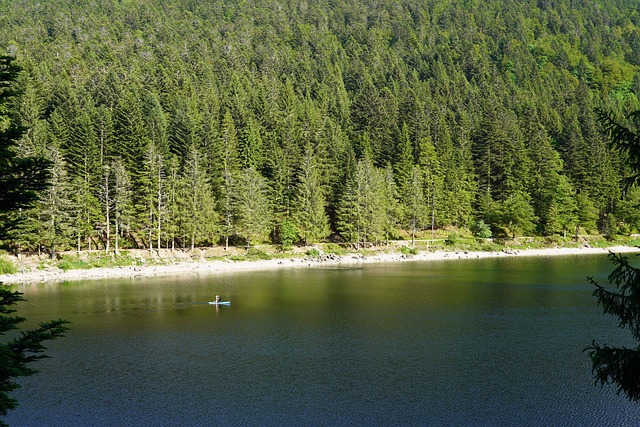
246, 247, 271, 260
306, 248, 321, 258
324, 243, 348, 255
0, 257, 17, 274
58, 259, 90, 271
445, 232, 460, 245
544, 235, 565, 246
400, 246, 418, 255
277, 221, 299, 247
472, 220, 492, 239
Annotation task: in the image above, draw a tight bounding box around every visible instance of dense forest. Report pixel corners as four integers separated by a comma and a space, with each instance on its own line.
1, 0, 639, 253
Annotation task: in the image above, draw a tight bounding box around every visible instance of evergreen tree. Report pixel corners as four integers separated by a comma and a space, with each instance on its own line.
263, 136, 294, 237
239, 116, 263, 170
499, 190, 538, 239
164, 156, 182, 250
393, 122, 414, 203
546, 175, 579, 237
101, 164, 112, 253
142, 142, 166, 251
0, 289, 69, 424
0, 55, 51, 241
406, 165, 429, 245
600, 109, 640, 188
337, 151, 386, 247
1, 0, 639, 249
587, 107, 640, 402
32, 143, 72, 256
616, 186, 640, 233
336, 166, 361, 245
235, 167, 272, 247
575, 193, 599, 236
473, 101, 530, 199
424, 117, 447, 228
181, 146, 218, 249
0, 54, 69, 425
294, 146, 329, 245
111, 158, 133, 254
587, 253, 640, 402
217, 111, 240, 249
381, 164, 401, 244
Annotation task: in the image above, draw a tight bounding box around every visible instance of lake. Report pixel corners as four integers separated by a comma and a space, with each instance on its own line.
4, 253, 640, 426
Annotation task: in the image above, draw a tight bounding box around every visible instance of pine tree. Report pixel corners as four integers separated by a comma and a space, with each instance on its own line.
217, 111, 240, 250
235, 167, 272, 247
164, 156, 181, 250
239, 116, 263, 170
499, 190, 538, 238
181, 146, 218, 249
336, 167, 361, 246
142, 142, 166, 251
445, 113, 477, 228
473, 101, 530, 199
0, 55, 51, 241
337, 151, 386, 247
575, 193, 599, 235
417, 133, 443, 234
587, 253, 640, 402
0, 55, 69, 424
393, 122, 414, 206
33, 145, 72, 256
551, 176, 579, 237
381, 164, 401, 244
406, 165, 428, 245
616, 186, 640, 233
294, 146, 329, 245
111, 158, 133, 254
100, 163, 112, 253
0, 289, 70, 423
358, 155, 387, 245
587, 108, 640, 402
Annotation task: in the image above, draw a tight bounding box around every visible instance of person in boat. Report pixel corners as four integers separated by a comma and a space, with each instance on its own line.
215, 294, 221, 304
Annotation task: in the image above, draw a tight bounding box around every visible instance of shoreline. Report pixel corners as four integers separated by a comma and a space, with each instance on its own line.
1, 245, 639, 285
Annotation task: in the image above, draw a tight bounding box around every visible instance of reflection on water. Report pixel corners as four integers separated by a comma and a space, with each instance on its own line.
5, 254, 640, 426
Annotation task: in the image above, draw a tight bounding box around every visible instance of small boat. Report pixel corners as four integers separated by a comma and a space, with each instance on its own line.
208, 301, 231, 305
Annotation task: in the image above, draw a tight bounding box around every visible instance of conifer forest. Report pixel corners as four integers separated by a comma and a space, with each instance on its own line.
1, 0, 639, 253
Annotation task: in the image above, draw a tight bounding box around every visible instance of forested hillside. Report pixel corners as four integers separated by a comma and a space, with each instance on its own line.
1, 0, 639, 252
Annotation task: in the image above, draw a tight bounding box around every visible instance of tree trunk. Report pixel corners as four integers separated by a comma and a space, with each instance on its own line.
149, 206, 153, 252
105, 170, 110, 254
115, 217, 119, 255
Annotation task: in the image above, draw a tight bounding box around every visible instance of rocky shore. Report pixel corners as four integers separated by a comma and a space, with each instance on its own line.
1, 245, 639, 285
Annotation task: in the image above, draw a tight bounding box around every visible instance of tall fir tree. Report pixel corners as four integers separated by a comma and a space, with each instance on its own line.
181, 146, 218, 249
294, 145, 329, 245
111, 157, 133, 254
217, 110, 240, 250
0, 55, 51, 242
235, 167, 272, 247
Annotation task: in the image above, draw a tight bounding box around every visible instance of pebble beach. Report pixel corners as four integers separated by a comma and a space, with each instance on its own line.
1, 245, 639, 285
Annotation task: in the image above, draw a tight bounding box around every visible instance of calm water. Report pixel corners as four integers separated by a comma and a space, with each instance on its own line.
5, 254, 640, 426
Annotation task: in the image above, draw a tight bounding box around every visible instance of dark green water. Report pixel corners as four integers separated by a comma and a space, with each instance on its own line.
5, 254, 640, 426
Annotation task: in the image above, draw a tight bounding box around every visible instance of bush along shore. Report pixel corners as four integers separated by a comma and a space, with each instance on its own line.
1, 234, 639, 285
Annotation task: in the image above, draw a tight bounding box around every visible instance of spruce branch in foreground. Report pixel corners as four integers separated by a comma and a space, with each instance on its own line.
586, 253, 640, 402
